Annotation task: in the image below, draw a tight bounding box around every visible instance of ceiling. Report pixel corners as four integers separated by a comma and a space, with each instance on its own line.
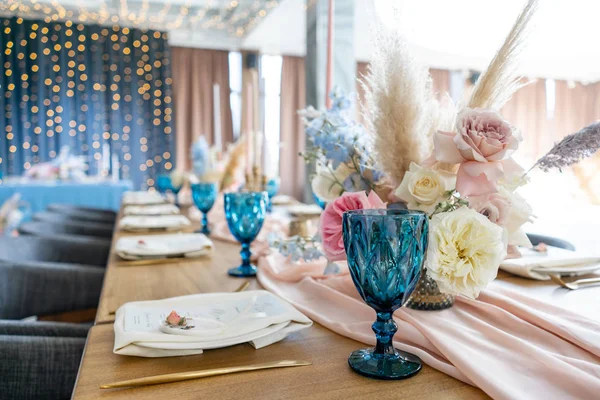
2, 0, 600, 82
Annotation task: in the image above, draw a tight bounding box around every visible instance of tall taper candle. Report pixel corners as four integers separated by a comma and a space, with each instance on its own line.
325, 0, 334, 109
245, 83, 253, 174
213, 83, 222, 152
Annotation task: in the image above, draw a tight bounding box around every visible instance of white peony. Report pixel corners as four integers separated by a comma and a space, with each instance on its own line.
311, 163, 352, 203
426, 207, 507, 299
395, 162, 456, 214
498, 186, 533, 248
170, 170, 185, 188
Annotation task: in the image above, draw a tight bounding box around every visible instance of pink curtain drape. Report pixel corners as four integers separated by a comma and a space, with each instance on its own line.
171, 47, 234, 171
279, 56, 306, 200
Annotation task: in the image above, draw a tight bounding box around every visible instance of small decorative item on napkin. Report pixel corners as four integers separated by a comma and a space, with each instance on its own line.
112, 290, 312, 357
116, 233, 214, 260
500, 246, 600, 280
165, 311, 194, 329
118, 215, 191, 232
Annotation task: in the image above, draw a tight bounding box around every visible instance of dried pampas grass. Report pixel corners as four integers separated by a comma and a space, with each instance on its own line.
466, 0, 539, 110
362, 19, 447, 186
220, 134, 248, 191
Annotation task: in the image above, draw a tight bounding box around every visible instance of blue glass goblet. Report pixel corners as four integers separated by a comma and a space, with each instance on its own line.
342, 209, 428, 380
191, 182, 219, 235
224, 192, 268, 277
265, 178, 280, 213
156, 174, 182, 206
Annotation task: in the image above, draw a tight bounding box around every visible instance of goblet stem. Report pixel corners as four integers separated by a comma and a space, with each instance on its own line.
372, 312, 398, 358
240, 242, 252, 269
201, 213, 210, 235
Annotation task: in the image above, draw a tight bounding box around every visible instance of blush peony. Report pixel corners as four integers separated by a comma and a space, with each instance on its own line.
319, 191, 386, 261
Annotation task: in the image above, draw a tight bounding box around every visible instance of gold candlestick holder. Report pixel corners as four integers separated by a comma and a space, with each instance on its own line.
244, 165, 267, 192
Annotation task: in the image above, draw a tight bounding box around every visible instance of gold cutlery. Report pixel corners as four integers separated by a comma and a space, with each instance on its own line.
549, 274, 600, 290
100, 360, 311, 389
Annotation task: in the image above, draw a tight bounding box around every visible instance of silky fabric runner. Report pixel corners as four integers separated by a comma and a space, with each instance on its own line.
258, 253, 600, 400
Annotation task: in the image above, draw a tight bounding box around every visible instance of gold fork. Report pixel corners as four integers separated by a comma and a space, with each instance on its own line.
549, 274, 600, 290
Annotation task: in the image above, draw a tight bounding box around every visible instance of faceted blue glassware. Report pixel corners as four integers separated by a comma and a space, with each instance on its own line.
190, 182, 219, 235
156, 174, 182, 205
342, 209, 428, 380
265, 178, 280, 213
224, 191, 268, 277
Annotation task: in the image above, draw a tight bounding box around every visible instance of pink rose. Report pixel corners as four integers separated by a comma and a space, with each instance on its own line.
166, 310, 182, 325
468, 193, 510, 226
433, 108, 522, 196
319, 191, 386, 262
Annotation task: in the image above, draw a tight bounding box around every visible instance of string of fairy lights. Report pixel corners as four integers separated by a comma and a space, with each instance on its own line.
1, 16, 174, 189
0, 0, 280, 38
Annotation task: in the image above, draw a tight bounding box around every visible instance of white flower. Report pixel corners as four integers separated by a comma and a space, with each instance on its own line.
298, 106, 322, 123
170, 170, 185, 188
498, 186, 533, 248
427, 207, 507, 299
395, 162, 455, 214
311, 163, 352, 203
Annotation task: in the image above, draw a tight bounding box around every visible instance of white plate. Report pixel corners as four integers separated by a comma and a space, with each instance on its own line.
115, 233, 213, 260
287, 204, 322, 217
124, 204, 180, 216
119, 215, 191, 232
122, 191, 166, 205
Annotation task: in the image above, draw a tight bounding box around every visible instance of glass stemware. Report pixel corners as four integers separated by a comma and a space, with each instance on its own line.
190, 182, 219, 235
265, 178, 280, 213
156, 174, 182, 205
342, 209, 428, 380
224, 192, 268, 277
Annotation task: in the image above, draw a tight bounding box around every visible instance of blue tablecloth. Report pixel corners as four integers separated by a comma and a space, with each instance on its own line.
0, 179, 133, 213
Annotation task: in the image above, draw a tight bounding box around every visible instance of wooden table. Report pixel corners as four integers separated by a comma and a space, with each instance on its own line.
72, 207, 489, 399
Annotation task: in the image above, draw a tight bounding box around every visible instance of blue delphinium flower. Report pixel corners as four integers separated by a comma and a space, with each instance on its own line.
190, 137, 210, 177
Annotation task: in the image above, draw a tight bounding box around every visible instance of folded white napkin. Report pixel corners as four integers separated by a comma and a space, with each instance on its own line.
115, 233, 214, 260
119, 215, 191, 232
113, 290, 313, 357
122, 191, 165, 206
287, 204, 322, 217
500, 246, 600, 280
124, 204, 180, 216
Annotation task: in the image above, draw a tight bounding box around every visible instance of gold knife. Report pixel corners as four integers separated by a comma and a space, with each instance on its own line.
100, 360, 311, 389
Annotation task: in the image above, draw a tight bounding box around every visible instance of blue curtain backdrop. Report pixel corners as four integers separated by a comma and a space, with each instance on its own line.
0, 17, 175, 189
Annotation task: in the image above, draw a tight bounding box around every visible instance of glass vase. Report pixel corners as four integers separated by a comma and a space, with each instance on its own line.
342, 209, 428, 380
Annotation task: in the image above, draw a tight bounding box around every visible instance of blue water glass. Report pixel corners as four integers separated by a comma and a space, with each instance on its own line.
265, 178, 280, 213
342, 209, 428, 380
156, 174, 182, 205
224, 191, 268, 277
312, 191, 327, 210
191, 182, 219, 235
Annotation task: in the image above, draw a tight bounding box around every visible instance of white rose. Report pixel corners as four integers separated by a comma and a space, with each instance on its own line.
427, 207, 507, 299
395, 162, 456, 214
498, 186, 533, 248
311, 163, 352, 203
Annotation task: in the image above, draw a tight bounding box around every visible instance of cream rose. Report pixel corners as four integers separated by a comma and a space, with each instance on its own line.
395, 162, 455, 214
498, 186, 533, 248
427, 207, 507, 299
311, 162, 352, 203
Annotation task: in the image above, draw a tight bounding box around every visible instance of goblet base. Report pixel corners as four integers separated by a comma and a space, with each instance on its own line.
348, 348, 422, 380
194, 228, 211, 235
227, 265, 257, 277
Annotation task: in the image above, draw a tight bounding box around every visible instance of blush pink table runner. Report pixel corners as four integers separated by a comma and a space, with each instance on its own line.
257, 254, 600, 400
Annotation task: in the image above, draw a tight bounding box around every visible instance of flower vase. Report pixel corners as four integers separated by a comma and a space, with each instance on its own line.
405, 268, 454, 311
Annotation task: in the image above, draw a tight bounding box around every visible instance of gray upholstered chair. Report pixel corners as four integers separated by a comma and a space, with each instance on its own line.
19, 220, 113, 240
526, 233, 576, 251
0, 320, 88, 400
47, 203, 117, 224
0, 260, 103, 319
0, 236, 109, 267
33, 210, 114, 225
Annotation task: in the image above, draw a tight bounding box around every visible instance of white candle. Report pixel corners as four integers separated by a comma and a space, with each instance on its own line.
111, 153, 119, 182
245, 83, 253, 175
212, 83, 222, 152
102, 143, 110, 176
262, 136, 269, 177
325, 0, 335, 109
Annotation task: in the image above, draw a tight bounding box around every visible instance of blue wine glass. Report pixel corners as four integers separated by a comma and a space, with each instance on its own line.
342, 209, 428, 380
224, 192, 268, 277
265, 178, 280, 213
156, 174, 182, 206
312, 191, 327, 210
191, 182, 219, 235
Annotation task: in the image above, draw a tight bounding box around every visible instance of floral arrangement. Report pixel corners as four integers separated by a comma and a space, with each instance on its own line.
165, 311, 194, 329
319, 0, 543, 299
299, 87, 387, 203
190, 136, 222, 183
267, 233, 323, 263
